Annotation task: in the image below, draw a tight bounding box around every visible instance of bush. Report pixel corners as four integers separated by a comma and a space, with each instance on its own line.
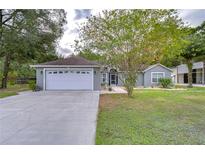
159, 78, 172, 88
9, 80, 16, 85
28, 80, 36, 91
8, 71, 18, 85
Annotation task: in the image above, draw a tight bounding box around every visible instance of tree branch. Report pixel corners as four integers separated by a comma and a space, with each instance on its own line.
2, 10, 18, 25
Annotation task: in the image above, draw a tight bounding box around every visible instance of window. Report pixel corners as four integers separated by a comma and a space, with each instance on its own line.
86, 72, 90, 74
64, 71, 68, 73
102, 73, 107, 83
59, 71, 63, 74
48, 72, 52, 74
81, 71, 86, 74
151, 72, 165, 83
76, 71, 80, 74
40, 71, 43, 75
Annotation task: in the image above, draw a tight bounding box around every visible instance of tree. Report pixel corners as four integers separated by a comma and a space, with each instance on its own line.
76, 10, 187, 96
74, 40, 104, 62
181, 21, 205, 87
78, 49, 104, 62
0, 9, 66, 88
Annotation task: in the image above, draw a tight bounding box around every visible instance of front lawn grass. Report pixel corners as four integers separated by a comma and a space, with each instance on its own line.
96, 88, 205, 144
0, 84, 29, 98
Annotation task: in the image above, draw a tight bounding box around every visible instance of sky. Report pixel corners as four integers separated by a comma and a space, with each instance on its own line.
58, 9, 205, 57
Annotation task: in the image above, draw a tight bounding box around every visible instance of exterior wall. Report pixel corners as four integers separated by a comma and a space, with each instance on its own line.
203, 67, 205, 84
178, 74, 184, 83
196, 69, 202, 84
136, 73, 144, 87
117, 72, 124, 86
171, 67, 177, 84
94, 67, 101, 90
143, 65, 172, 87
36, 68, 43, 89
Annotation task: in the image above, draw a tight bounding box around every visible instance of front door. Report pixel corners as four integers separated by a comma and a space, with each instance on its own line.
184, 73, 188, 83
110, 74, 116, 85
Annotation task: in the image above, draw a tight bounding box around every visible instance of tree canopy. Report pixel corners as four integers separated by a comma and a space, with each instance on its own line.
76, 9, 188, 96
0, 9, 67, 88
180, 21, 205, 87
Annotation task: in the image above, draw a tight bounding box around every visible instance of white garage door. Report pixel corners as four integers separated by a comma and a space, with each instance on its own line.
45, 70, 93, 90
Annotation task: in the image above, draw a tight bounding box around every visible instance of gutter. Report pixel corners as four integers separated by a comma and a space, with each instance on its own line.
30, 65, 101, 68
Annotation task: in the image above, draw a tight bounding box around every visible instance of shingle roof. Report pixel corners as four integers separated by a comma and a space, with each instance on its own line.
143, 63, 172, 72
40, 56, 99, 66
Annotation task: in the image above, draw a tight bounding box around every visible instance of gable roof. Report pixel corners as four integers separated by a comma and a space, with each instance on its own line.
143, 63, 172, 72
31, 56, 100, 68
41, 56, 99, 65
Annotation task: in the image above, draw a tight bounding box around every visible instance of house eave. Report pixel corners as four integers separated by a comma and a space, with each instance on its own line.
143, 64, 173, 72
30, 65, 101, 68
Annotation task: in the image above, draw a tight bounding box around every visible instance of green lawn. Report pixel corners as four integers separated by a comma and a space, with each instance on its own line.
0, 84, 30, 98
96, 87, 205, 144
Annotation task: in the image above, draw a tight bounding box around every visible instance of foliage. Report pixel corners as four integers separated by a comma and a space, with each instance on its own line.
160, 54, 182, 67
96, 89, 205, 144
159, 78, 172, 88
76, 10, 187, 96
0, 9, 66, 88
28, 80, 36, 91
14, 63, 35, 78
7, 71, 17, 85
78, 49, 104, 62
180, 21, 205, 87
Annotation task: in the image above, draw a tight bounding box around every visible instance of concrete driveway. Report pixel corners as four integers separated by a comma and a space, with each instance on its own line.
0, 91, 99, 145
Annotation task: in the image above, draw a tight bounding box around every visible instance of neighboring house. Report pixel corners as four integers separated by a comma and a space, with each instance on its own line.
173, 61, 205, 85
101, 63, 172, 88
31, 56, 172, 91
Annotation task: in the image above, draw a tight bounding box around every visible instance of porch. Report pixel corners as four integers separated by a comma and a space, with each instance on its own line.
177, 68, 205, 85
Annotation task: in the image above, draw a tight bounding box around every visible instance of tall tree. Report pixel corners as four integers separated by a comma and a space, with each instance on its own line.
76, 9, 187, 96
181, 21, 205, 87
0, 9, 66, 88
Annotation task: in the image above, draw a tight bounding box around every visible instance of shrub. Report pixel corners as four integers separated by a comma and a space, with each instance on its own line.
8, 71, 18, 85
159, 78, 172, 88
9, 80, 16, 85
28, 80, 36, 91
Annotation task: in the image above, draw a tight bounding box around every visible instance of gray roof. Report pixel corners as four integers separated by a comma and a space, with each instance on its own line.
40, 56, 99, 66
143, 63, 172, 72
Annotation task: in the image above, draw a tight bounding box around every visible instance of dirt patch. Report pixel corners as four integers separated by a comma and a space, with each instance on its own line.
99, 94, 127, 111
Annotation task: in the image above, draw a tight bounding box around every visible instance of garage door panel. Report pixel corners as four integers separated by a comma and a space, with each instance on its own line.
45, 70, 93, 90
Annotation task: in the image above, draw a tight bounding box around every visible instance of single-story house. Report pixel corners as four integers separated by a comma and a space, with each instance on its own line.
31, 56, 172, 91
101, 63, 172, 87
172, 61, 205, 85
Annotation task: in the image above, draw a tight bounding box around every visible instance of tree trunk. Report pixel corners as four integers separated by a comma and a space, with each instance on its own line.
124, 71, 136, 97
187, 60, 193, 88
0, 9, 2, 39
0, 9, 3, 56
1, 54, 10, 89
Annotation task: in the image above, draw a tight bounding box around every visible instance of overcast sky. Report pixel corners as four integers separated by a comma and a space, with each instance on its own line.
58, 9, 205, 57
